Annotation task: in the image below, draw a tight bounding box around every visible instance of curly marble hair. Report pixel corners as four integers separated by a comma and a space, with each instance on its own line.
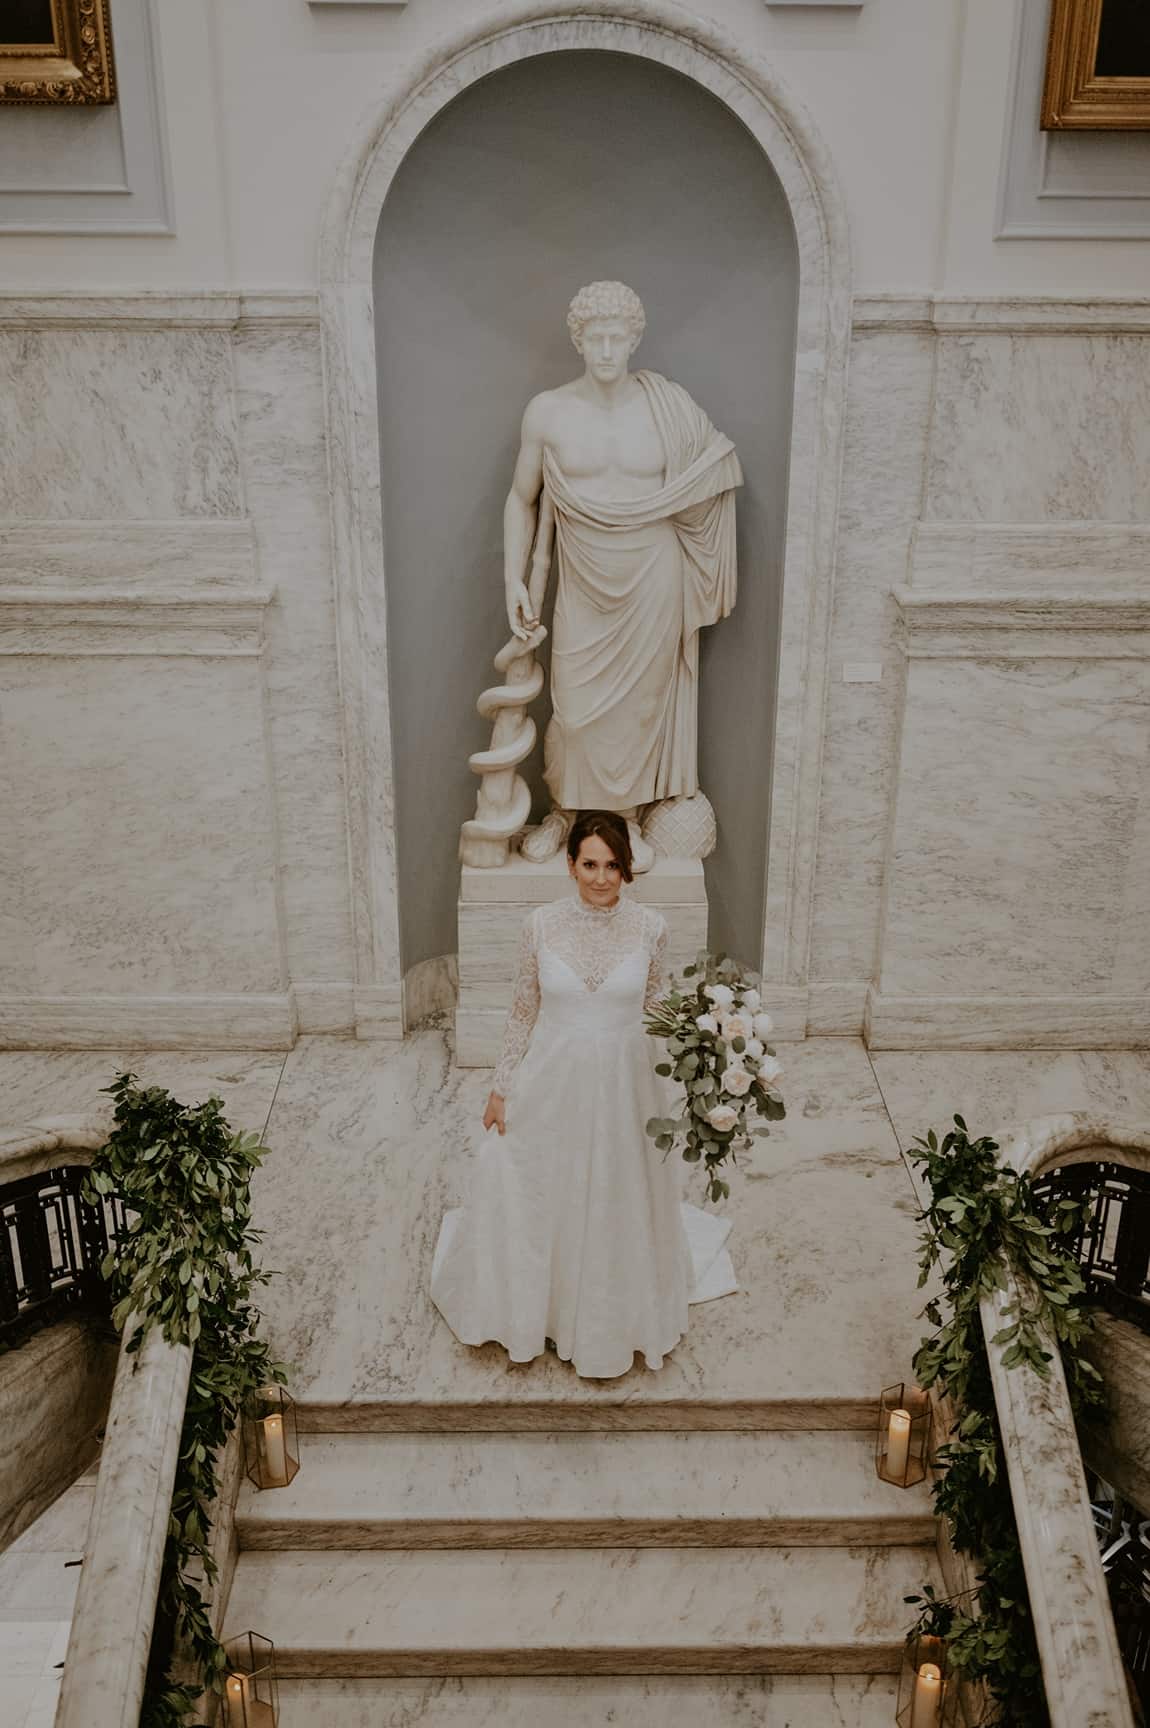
566, 281, 646, 354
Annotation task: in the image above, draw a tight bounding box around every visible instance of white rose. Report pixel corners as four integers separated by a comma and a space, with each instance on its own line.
752, 1012, 774, 1039
742, 988, 762, 1012
695, 1011, 720, 1036
705, 984, 734, 1009
706, 1103, 739, 1133
756, 1054, 783, 1085
722, 1064, 753, 1096
744, 1038, 764, 1061
721, 1013, 752, 1043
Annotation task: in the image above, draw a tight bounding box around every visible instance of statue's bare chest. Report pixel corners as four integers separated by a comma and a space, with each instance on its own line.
548, 391, 666, 497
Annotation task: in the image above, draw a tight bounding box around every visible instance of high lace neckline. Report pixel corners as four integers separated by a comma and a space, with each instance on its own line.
571, 892, 625, 919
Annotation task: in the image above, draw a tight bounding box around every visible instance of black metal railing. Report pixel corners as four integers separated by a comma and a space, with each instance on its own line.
0, 1165, 124, 1349
1032, 1160, 1150, 1335
1090, 1474, 1150, 1714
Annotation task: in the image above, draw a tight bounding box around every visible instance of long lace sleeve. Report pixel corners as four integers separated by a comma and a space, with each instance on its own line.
643, 910, 669, 1014
492, 911, 541, 1094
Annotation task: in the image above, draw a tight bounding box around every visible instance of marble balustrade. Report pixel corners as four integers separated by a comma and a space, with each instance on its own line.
55, 1318, 194, 1728
977, 1116, 1150, 1728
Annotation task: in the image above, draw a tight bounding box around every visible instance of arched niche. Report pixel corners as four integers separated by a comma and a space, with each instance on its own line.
319, 2, 852, 1039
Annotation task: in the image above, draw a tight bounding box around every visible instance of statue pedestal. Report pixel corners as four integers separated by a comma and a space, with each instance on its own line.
455, 855, 709, 1068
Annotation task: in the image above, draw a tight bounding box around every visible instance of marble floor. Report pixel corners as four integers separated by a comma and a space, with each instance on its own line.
5, 1036, 1149, 1416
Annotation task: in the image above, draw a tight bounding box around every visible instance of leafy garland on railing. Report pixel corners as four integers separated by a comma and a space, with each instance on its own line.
84, 1073, 287, 1728
904, 1116, 1106, 1726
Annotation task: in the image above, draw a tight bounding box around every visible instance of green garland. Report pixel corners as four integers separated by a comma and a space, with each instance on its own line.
84, 1073, 287, 1727
904, 1116, 1105, 1726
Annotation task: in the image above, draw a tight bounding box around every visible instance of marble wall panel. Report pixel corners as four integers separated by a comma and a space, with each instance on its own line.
925, 332, 1150, 523
807, 331, 935, 1004
232, 326, 355, 1013
878, 653, 1150, 1003
0, 328, 242, 519
0, 652, 284, 999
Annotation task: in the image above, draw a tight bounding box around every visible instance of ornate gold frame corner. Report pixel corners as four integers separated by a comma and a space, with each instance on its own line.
0, 0, 116, 106
1042, 0, 1150, 129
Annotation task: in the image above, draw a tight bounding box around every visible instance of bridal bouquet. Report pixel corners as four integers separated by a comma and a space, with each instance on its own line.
645, 952, 786, 1204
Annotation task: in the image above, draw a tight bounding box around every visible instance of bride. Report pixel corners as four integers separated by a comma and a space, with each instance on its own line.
431, 810, 736, 1380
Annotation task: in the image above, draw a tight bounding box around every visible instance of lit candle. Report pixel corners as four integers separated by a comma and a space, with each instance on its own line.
226, 1673, 275, 1728
910, 1661, 942, 1728
885, 1408, 912, 1482
260, 1413, 288, 1487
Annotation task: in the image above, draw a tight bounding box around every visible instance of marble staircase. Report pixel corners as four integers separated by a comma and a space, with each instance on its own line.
227, 1423, 939, 1726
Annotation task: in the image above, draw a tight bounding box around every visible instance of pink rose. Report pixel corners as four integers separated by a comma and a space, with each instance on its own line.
722, 1064, 753, 1096
706, 1103, 739, 1133
721, 1013, 752, 1042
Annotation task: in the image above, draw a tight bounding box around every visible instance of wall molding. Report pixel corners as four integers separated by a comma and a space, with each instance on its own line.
0, 993, 297, 1050
866, 988, 1150, 1049
0, 519, 260, 588
0, 292, 319, 329
852, 294, 1150, 334
0, 289, 1144, 337
909, 522, 1150, 592
0, 588, 273, 656
892, 585, 1150, 660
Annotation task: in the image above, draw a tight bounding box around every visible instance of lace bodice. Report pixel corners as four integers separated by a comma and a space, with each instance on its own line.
492, 895, 668, 1094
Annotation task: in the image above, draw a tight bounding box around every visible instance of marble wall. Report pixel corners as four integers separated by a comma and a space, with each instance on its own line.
2, 295, 1148, 1049
0, 303, 353, 1047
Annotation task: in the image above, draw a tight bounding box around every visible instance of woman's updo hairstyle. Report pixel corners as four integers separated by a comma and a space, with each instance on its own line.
566, 810, 634, 884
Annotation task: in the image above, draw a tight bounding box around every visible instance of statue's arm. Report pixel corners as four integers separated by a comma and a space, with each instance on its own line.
503, 395, 548, 641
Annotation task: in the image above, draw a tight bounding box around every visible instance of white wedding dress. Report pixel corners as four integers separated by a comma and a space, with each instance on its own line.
431, 893, 736, 1379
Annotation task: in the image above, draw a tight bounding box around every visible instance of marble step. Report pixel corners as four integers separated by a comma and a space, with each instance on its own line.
225, 1545, 939, 1677
295, 1396, 878, 1432
276, 1675, 901, 1726
236, 1431, 935, 1550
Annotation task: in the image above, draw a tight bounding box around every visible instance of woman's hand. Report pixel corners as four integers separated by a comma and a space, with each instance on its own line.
483, 1091, 506, 1135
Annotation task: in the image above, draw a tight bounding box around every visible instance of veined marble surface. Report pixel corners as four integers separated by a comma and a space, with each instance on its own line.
870, 1047, 1150, 1152
247, 1033, 924, 1412
225, 1543, 932, 1673
0, 328, 241, 520
0, 1048, 287, 1135
274, 1675, 900, 1727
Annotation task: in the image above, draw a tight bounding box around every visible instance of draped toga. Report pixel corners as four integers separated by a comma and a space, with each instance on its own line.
541, 370, 742, 813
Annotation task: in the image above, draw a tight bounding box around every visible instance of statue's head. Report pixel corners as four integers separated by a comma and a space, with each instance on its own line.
567, 281, 645, 381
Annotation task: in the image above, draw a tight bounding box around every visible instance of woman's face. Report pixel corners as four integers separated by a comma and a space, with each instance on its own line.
569, 833, 624, 906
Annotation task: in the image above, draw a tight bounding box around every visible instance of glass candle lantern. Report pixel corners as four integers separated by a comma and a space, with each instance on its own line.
241, 1386, 299, 1490
223, 1630, 278, 1728
896, 1631, 956, 1728
875, 1382, 932, 1488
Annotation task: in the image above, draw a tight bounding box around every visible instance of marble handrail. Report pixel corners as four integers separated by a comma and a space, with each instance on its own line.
0, 1124, 192, 1728
979, 1114, 1148, 1728
55, 1316, 194, 1728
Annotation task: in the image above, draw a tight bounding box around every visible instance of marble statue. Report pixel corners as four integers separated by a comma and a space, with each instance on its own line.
504, 281, 743, 871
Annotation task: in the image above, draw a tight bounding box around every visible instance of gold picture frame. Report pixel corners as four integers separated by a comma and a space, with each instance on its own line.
1, 0, 115, 106
1042, 0, 1150, 129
